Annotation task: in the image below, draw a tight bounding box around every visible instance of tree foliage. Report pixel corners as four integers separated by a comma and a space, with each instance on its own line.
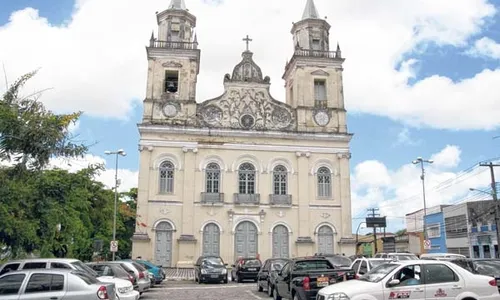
0, 73, 136, 261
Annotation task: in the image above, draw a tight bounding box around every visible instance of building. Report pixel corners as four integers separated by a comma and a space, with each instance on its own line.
423, 209, 448, 253
466, 200, 498, 258
405, 205, 450, 254
443, 203, 470, 256
131, 0, 355, 267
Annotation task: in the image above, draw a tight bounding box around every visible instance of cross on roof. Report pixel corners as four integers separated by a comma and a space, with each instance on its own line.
243, 35, 253, 51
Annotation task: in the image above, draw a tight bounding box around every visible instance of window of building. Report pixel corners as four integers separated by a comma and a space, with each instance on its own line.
159, 161, 175, 194
426, 223, 440, 238
238, 163, 256, 194
312, 39, 321, 50
273, 165, 287, 195
314, 79, 327, 105
445, 215, 467, 238
317, 167, 332, 198
205, 163, 221, 193
164, 70, 179, 93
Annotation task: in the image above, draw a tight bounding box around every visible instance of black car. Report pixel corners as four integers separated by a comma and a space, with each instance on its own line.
194, 255, 229, 284
231, 257, 262, 283
257, 258, 290, 296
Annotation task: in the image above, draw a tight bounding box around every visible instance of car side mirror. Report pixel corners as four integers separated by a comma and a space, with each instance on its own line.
387, 279, 400, 287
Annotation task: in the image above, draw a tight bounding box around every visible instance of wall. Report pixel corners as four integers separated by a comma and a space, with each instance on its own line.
443, 203, 470, 256
424, 212, 447, 253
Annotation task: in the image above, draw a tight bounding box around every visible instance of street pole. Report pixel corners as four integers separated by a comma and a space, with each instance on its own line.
480, 162, 500, 258
412, 157, 433, 252
105, 149, 126, 261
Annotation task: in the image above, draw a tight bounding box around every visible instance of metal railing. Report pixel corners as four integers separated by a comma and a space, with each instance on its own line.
293, 49, 338, 59
200, 193, 224, 204
269, 194, 292, 206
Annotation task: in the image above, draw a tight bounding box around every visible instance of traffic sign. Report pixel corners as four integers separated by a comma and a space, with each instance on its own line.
423, 239, 431, 250
110, 240, 118, 252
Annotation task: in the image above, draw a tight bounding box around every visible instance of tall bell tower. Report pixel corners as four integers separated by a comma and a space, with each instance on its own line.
282, 0, 346, 133
142, 0, 200, 123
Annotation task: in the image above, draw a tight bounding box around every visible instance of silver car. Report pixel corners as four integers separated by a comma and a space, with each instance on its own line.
0, 269, 116, 300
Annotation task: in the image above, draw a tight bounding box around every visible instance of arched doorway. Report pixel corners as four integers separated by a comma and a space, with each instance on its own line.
272, 225, 289, 258
234, 221, 258, 259
317, 225, 334, 254
155, 221, 173, 267
202, 223, 220, 256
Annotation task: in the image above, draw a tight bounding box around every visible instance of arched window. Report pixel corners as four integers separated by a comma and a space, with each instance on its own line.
317, 167, 331, 198
159, 161, 175, 194
238, 163, 256, 194
205, 163, 221, 193
273, 165, 287, 195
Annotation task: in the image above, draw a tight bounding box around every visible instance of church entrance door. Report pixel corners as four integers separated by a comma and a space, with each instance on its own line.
202, 223, 220, 256
155, 222, 173, 267
272, 225, 289, 258
317, 225, 334, 254
234, 221, 258, 259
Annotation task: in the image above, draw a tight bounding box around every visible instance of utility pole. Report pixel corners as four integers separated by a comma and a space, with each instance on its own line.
480, 162, 500, 258
367, 208, 380, 255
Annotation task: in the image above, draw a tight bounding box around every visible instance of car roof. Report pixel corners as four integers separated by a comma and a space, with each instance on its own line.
1, 268, 76, 276
3, 258, 80, 264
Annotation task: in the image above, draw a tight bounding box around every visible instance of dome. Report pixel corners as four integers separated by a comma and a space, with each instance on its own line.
228, 51, 268, 84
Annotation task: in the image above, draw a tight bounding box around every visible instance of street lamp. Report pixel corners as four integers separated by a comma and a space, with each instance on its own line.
469, 187, 500, 258
412, 157, 433, 246
105, 149, 127, 261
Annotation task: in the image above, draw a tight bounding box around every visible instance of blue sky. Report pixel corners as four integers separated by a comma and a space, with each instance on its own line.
1, 0, 500, 235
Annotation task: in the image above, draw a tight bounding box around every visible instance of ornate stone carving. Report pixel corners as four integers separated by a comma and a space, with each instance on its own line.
162, 102, 179, 118
311, 69, 330, 76
197, 88, 295, 130
229, 51, 266, 83
160, 208, 170, 215
337, 153, 352, 159
162, 61, 183, 68
276, 211, 285, 218
320, 212, 331, 219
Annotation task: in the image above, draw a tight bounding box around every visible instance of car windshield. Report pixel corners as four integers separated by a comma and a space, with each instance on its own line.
270, 260, 288, 270
73, 271, 100, 284
358, 263, 399, 283
392, 254, 418, 260
243, 259, 261, 267
71, 261, 98, 277
475, 261, 500, 275
326, 256, 352, 267
369, 260, 391, 268
203, 257, 224, 267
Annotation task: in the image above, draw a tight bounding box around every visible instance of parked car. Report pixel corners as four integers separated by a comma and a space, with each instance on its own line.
87, 262, 136, 286
420, 252, 467, 261
257, 258, 290, 296
451, 258, 500, 291
134, 259, 165, 284
97, 275, 140, 300
349, 257, 392, 278
0, 258, 100, 277
231, 257, 262, 283
374, 252, 419, 260
0, 269, 116, 300
117, 260, 151, 294
272, 256, 355, 300
194, 255, 229, 284
95, 261, 142, 292
317, 259, 500, 300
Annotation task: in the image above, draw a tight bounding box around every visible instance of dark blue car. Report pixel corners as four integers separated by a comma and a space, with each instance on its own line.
134, 259, 165, 284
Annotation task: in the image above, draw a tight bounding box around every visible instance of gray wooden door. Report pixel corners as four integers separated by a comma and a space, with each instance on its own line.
272, 225, 289, 258
234, 221, 258, 259
203, 223, 220, 256
317, 225, 334, 254
155, 222, 173, 267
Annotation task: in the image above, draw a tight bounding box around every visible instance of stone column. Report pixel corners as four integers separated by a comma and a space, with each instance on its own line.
296, 151, 311, 236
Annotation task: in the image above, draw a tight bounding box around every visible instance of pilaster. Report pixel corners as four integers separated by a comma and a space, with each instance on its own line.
296, 151, 311, 237
181, 146, 198, 234
338, 152, 352, 237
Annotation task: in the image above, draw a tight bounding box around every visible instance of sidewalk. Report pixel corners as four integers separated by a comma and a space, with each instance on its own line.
164, 268, 195, 281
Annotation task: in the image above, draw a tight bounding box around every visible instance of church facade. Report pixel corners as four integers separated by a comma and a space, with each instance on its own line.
131, 0, 355, 267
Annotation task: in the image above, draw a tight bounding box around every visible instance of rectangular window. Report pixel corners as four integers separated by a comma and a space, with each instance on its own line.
312, 39, 321, 50
426, 223, 440, 238
164, 70, 179, 93
314, 79, 327, 105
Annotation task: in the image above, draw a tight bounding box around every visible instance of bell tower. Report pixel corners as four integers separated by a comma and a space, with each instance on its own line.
282, 0, 346, 133
142, 0, 200, 123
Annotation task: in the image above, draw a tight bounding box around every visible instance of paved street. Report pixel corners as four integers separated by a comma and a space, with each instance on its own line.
141, 280, 271, 300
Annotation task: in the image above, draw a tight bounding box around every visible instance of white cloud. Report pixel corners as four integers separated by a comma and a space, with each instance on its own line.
0, 0, 497, 129
467, 37, 500, 59
352, 145, 494, 230
394, 128, 421, 147
430, 144, 461, 168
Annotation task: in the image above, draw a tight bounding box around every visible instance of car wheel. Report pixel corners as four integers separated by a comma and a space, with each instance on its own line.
257, 281, 263, 292
237, 274, 243, 283
223, 277, 228, 284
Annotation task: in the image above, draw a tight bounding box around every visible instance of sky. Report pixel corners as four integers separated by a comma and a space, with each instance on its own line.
1, 0, 500, 235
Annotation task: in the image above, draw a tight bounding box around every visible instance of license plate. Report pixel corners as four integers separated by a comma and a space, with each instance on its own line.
248, 268, 256, 271
210, 274, 219, 278
317, 276, 329, 287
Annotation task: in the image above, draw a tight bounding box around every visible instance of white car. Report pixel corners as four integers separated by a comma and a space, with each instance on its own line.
98, 276, 140, 300
317, 259, 500, 300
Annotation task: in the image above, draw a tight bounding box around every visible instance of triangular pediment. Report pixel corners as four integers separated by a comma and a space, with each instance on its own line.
311, 69, 330, 76
197, 87, 295, 131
